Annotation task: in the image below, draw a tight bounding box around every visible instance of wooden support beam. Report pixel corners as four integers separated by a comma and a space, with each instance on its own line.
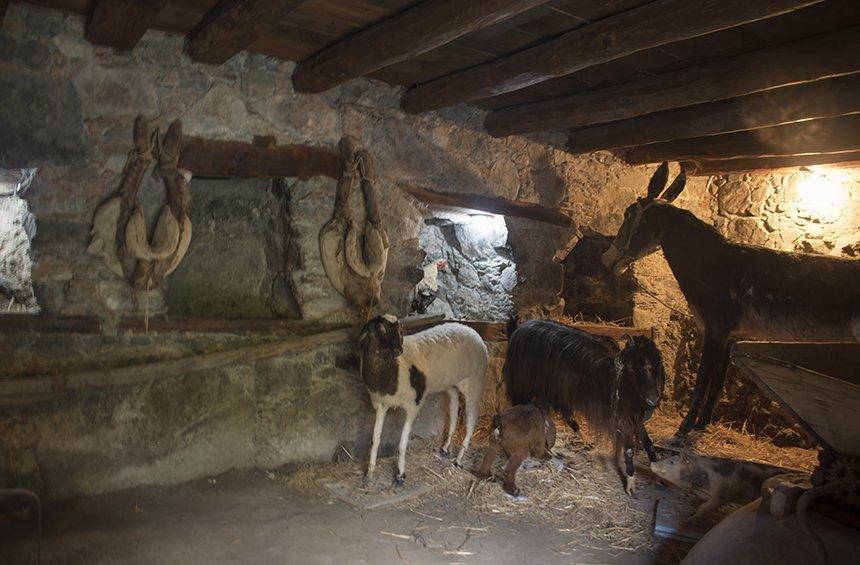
567, 73, 860, 153
485, 26, 860, 137
292, 0, 549, 93
401, 0, 820, 114
625, 114, 860, 164
185, 0, 306, 65
0, 315, 101, 334
0, 314, 444, 402
683, 152, 860, 176
84, 0, 170, 50
398, 183, 577, 228
179, 136, 341, 180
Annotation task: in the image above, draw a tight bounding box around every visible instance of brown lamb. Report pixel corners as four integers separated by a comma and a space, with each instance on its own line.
477, 404, 556, 496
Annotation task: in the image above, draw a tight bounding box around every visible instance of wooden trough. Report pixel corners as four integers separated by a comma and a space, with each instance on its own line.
732, 342, 860, 458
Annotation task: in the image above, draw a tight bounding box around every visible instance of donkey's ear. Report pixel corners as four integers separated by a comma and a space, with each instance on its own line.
661, 170, 687, 202
646, 162, 670, 199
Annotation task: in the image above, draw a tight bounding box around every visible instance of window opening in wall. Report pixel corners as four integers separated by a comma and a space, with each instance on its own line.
0, 168, 39, 314
415, 210, 516, 321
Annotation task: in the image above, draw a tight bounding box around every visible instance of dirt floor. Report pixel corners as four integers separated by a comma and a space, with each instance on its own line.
0, 415, 816, 565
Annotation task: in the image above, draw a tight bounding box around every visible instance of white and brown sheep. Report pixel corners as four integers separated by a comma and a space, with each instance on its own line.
359, 315, 488, 486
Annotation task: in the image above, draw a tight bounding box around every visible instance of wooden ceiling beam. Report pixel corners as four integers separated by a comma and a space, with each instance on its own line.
624, 114, 860, 164
84, 0, 170, 50
398, 183, 576, 228
567, 73, 860, 153
179, 137, 340, 180
400, 0, 821, 114
185, 0, 306, 65
292, 0, 550, 94
683, 152, 860, 175
486, 27, 860, 138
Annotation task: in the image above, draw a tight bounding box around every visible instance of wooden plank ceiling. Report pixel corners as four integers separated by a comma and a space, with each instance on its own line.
15, 0, 860, 174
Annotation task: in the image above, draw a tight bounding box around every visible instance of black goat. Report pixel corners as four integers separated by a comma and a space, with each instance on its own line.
504, 318, 665, 495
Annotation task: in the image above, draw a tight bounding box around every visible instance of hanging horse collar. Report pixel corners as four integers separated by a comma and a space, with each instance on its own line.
87, 115, 193, 289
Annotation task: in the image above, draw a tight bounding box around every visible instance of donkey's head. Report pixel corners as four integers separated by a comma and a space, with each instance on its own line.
602, 162, 686, 275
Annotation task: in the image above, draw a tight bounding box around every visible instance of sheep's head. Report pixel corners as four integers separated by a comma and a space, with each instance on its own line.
614, 335, 665, 412
359, 314, 404, 357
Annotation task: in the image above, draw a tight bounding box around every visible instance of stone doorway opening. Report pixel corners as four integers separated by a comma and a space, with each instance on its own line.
0, 168, 39, 314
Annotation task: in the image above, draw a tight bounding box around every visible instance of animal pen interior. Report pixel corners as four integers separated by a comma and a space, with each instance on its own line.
1, 0, 859, 563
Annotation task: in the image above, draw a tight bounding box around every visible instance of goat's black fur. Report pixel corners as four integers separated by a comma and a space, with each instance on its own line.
504, 319, 664, 440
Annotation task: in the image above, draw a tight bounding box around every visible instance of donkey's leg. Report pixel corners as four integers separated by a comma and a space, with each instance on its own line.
455, 386, 480, 467
677, 337, 721, 440
565, 412, 593, 450
395, 406, 419, 487
694, 343, 731, 430
440, 387, 459, 457
365, 404, 388, 485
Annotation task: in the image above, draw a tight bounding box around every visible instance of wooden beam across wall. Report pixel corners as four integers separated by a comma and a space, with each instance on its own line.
398, 183, 577, 228
292, 0, 550, 94
625, 114, 860, 164
185, 0, 306, 65
178, 136, 341, 180
485, 26, 860, 137
567, 73, 860, 153
683, 152, 860, 175
400, 0, 821, 114
84, 0, 170, 50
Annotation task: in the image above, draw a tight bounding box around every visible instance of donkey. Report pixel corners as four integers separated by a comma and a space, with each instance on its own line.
602, 163, 860, 442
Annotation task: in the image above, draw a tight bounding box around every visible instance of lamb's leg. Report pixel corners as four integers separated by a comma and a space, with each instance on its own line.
638, 424, 658, 463
440, 387, 459, 457
455, 391, 479, 467
622, 435, 636, 496
364, 404, 387, 486
477, 440, 501, 479
395, 408, 418, 487
502, 450, 526, 497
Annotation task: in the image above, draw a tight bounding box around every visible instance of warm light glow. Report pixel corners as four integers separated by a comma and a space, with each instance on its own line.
794, 170, 849, 222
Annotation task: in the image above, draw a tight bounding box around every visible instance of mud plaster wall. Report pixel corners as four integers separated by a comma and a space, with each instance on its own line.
630, 165, 860, 444
0, 4, 661, 498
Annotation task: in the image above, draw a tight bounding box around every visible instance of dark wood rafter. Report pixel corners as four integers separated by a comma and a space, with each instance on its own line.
485, 26, 860, 137
400, 0, 822, 114
178, 136, 341, 180
292, 0, 550, 93
683, 152, 860, 175
185, 0, 307, 65
398, 183, 577, 228
84, 0, 170, 49
625, 114, 860, 164
567, 73, 860, 153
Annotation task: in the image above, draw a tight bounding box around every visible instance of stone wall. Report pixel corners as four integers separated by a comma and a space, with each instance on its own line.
0, 4, 658, 498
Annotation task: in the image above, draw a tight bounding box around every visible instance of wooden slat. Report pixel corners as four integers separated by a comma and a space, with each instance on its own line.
0, 315, 102, 334
0, 314, 445, 402
179, 136, 340, 179
625, 114, 860, 164
292, 0, 551, 93
485, 27, 860, 137
683, 152, 860, 176
398, 183, 577, 228
84, 0, 170, 49
567, 73, 860, 153
454, 320, 653, 342
185, 0, 307, 64
400, 0, 820, 114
